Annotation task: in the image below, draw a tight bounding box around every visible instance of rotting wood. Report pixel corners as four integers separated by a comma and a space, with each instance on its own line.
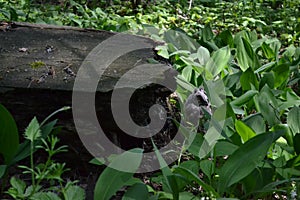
0, 22, 177, 151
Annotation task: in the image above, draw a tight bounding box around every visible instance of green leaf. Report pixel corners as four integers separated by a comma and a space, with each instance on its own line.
178, 192, 198, 199
24, 117, 41, 142
153, 141, 179, 200
13, 120, 57, 164
215, 30, 234, 48
0, 165, 6, 178
197, 46, 210, 66
122, 183, 149, 200
240, 68, 258, 90
287, 107, 300, 134
94, 148, 143, 200
0, 104, 19, 164
256, 85, 280, 126
31, 192, 61, 200
200, 159, 214, 180
175, 166, 219, 198
169, 50, 191, 57
156, 45, 169, 59
188, 134, 204, 158
236, 37, 261, 71
243, 113, 266, 134
214, 141, 239, 157
89, 157, 105, 166
235, 120, 256, 143
181, 66, 193, 82
164, 30, 198, 52
10, 177, 26, 195
218, 130, 284, 195
201, 24, 214, 42
261, 42, 275, 60
260, 72, 275, 89
179, 160, 199, 175
273, 63, 290, 88
254, 61, 276, 73
205, 46, 231, 77
231, 90, 258, 107
294, 134, 300, 155
64, 185, 85, 200
272, 124, 294, 147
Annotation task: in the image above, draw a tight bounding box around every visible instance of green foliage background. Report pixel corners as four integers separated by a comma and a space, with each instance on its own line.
0, 0, 300, 199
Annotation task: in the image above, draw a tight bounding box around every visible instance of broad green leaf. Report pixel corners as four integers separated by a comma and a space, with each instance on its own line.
181, 66, 193, 82
122, 183, 149, 200
235, 120, 256, 142
89, 157, 105, 166
261, 42, 275, 60
287, 107, 300, 134
218, 130, 284, 195
24, 185, 42, 198
260, 72, 275, 89
176, 75, 195, 100
0, 165, 6, 178
240, 68, 259, 90
0, 104, 19, 164
65, 185, 85, 200
200, 159, 214, 180
214, 141, 239, 157
179, 192, 198, 199
276, 168, 300, 179
169, 50, 191, 57
256, 85, 280, 126
164, 30, 198, 52
188, 134, 204, 158
13, 120, 57, 164
179, 160, 199, 175
94, 148, 143, 200
294, 134, 300, 155
10, 177, 26, 195
215, 30, 234, 48
259, 178, 300, 195
272, 124, 293, 146
231, 90, 258, 107
153, 141, 179, 200
156, 191, 173, 199
273, 63, 290, 88
201, 24, 214, 41
267, 38, 281, 60
254, 62, 276, 73
236, 37, 261, 71
243, 114, 266, 134
234, 30, 257, 45
175, 166, 219, 198
24, 117, 41, 142
197, 46, 210, 66
283, 45, 296, 58
156, 45, 169, 59
31, 192, 61, 200
205, 46, 231, 77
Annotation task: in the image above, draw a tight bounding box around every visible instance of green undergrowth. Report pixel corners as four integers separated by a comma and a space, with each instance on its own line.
0, 0, 300, 199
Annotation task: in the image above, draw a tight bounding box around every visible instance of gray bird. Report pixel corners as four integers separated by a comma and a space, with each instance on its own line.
184, 88, 211, 128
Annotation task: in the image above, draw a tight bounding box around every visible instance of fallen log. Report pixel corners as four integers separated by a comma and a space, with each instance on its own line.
0, 22, 177, 153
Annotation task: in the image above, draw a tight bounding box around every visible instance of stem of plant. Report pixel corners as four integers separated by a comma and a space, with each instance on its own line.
35, 150, 53, 188
40, 106, 71, 127
177, 139, 186, 165
30, 140, 35, 189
